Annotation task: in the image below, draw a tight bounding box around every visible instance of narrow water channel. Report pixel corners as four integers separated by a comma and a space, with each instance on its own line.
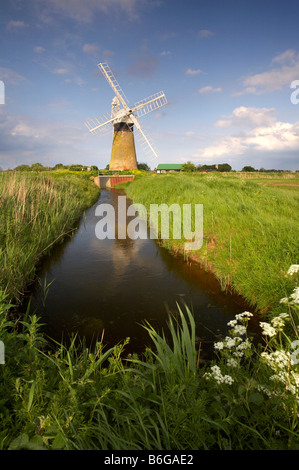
28, 189, 259, 358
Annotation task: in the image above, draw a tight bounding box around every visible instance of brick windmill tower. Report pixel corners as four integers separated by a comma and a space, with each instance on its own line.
85, 63, 167, 170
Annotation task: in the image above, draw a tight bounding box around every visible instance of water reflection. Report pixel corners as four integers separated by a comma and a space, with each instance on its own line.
28, 189, 259, 358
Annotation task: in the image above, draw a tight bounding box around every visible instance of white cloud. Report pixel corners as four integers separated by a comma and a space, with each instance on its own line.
246, 121, 299, 152
198, 29, 214, 38
0, 67, 27, 85
199, 86, 222, 94
198, 137, 246, 159
272, 49, 297, 65
185, 68, 202, 76
215, 106, 277, 129
0, 107, 103, 169
33, 46, 45, 53
53, 68, 70, 75
83, 43, 101, 56
238, 49, 299, 95
193, 106, 299, 169
102, 50, 115, 58
6, 20, 28, 31
35, 0, 142, 23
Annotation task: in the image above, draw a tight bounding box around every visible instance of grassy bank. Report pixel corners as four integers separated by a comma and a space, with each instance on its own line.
123, 172, 299, 313
0, 171, 100, 303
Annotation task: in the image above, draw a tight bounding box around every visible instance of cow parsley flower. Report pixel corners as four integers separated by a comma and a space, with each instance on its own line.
271, 313, 288, 330
287, 265, 299, 275
227, 358, 239, 368
214, 341, 224, 351
290, 287, 299, 304
235, 311, 253, 321
231, 324, 247, 336
204, 365, 234, 385
261, 350, 291, 370
260, 322, 276, 337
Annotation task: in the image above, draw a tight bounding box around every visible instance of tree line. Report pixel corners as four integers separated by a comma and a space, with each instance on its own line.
181, 162, 295, 172
6, 161, 296, 173
12, 163, 99, 172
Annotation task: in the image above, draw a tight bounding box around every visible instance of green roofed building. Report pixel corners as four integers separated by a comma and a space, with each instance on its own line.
156, 164, 182, 173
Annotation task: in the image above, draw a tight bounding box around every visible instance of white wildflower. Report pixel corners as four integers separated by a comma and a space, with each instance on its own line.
271, 313, 288, 330
233, 351, 244, 358
260, 322, 276, 337
235, 311, 253, 321
236, 338, 251, 351
270, 372, 286, 384
280, 297, 289, 304
230, 338, 251, 357
227, 358, 239, 368
225, 337, 238, 348
261, 350, 290, 370
290, 287, 299, 304
204, 365, 234, 385
231, 324, 247, 336
293, 373, 299, 389
269, 371, 299, 397
214, 341, 224, 351
287, 265, 299, 275
257, 385, 273, 398
227, 319, 237, 327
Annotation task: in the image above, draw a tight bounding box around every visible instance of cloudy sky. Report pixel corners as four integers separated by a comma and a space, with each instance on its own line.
1, 0, 299, 170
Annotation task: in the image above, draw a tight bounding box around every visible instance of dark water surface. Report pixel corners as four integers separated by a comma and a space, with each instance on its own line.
28, 189, 260, 358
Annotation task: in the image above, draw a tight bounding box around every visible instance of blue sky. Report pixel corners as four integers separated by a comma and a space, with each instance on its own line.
1, 0, 299, 170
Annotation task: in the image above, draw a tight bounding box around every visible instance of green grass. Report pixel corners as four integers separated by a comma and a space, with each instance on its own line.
0, 170, 298, 450
0, 171, 100, 303
0, 295, 298, 450
123, 172, 299, 312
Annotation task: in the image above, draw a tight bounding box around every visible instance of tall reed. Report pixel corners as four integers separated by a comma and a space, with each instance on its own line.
0, 171, 99, 302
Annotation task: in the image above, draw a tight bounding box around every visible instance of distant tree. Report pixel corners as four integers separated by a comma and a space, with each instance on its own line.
15, 164, 31, 171
90, 165, 98, 171
53, 163, 65, 170
137, 162, 150, 171
242, 166, 256, 172
181, 161, 197, 172
218, 163, 232, 172
199, 164, 217, 172
69, 164, 84, 171
31, 163, 45, 171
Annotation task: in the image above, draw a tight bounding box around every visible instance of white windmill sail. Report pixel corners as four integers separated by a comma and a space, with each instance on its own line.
85, 62, 167, 162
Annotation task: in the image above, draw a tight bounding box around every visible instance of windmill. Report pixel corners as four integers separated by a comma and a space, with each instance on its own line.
85, 63, 167, 171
